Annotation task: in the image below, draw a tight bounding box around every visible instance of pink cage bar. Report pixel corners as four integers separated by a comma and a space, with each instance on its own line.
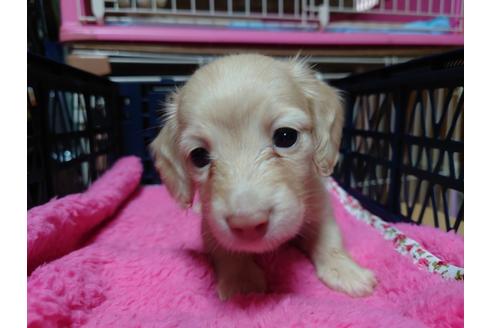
59, 0, 464, 46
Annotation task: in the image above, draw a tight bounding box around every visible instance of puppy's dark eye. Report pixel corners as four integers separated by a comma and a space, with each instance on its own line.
190, 147, 210, 168
273, 128, 298, 148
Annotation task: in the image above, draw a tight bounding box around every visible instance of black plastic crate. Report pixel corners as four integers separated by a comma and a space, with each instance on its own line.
28, 53, 121, 209
331, 49, 463, 233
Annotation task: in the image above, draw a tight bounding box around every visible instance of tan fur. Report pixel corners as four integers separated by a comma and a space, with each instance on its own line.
151, 54, 376, 300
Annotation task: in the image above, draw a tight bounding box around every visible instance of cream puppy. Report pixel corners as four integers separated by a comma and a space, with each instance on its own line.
151, 54, 376, 300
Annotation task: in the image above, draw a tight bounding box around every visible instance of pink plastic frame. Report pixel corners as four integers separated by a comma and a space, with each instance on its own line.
59, 0, 464, 46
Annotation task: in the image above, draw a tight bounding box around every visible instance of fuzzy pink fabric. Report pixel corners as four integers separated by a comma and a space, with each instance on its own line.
27, 159, 463, 327
27, 156, 143, 274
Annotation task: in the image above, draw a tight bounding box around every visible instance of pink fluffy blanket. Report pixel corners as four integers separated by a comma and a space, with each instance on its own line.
28, 157, 464, 328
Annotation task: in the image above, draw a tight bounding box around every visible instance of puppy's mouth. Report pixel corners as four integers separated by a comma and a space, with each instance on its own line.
215, 219, 302, 254
223, 235, 288, 253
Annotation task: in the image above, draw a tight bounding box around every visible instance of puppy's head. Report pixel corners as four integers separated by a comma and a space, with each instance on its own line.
151, 54, 343, 253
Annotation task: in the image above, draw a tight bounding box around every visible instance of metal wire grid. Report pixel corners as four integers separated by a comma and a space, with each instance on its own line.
79, 0, 464, 32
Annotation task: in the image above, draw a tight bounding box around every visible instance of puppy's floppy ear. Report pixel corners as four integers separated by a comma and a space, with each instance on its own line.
150, 92, 194, 208
289, 59, 345, 176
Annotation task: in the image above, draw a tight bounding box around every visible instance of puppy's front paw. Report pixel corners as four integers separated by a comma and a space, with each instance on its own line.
217, 263, 267, 301
317, 251, 376, 297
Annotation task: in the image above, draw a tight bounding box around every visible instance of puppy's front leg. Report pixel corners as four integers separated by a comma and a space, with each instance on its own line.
299, 200, 376, 297
203, 222, 266, 300
210, 250, 267, 300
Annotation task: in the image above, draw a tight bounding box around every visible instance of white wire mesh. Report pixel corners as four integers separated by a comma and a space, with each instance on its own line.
79, 0, 464, 32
